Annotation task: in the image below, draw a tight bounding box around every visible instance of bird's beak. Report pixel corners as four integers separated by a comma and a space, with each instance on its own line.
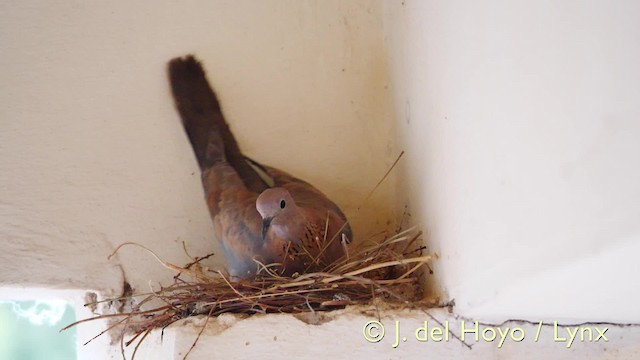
262, 217, 273, 239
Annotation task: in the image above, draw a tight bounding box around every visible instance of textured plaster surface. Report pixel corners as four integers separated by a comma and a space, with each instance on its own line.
132, 307, 640, 359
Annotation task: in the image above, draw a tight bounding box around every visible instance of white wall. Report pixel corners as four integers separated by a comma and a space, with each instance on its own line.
385, 0, 640, 323
1, 0, 395, 297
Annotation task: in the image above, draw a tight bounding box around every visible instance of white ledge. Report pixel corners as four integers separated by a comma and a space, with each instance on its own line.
125, 306, 640, 359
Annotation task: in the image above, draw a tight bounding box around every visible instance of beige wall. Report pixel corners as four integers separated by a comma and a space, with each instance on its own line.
1, 0, 395, 298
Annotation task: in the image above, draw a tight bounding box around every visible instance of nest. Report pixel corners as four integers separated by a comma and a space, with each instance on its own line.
63, 226, 430, 359
61, 152, 438, 358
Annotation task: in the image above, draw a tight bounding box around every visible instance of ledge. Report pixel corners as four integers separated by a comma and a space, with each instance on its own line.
126, 306, 640, 359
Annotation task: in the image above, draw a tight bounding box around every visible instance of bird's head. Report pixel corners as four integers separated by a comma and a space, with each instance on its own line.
256, 187, 297, 239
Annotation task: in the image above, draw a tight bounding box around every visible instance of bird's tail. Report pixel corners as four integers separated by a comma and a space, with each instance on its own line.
168, 55, 268, 193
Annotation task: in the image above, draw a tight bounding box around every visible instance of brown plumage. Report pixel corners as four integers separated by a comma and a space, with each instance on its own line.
168, 55, 352, 279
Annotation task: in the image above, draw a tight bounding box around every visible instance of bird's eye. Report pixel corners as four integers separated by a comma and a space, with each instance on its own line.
280, 199, 286, 209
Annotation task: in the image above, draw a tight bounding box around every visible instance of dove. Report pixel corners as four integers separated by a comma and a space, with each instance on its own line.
168, 55, 352, 279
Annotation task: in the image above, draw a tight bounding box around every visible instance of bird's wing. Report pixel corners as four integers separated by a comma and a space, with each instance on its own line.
201, 164, 267, 277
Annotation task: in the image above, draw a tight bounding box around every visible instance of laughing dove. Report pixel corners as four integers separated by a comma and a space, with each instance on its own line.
168, 55, 352, 279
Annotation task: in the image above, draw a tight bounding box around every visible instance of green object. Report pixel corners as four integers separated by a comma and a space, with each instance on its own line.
0, 300, 77, 360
